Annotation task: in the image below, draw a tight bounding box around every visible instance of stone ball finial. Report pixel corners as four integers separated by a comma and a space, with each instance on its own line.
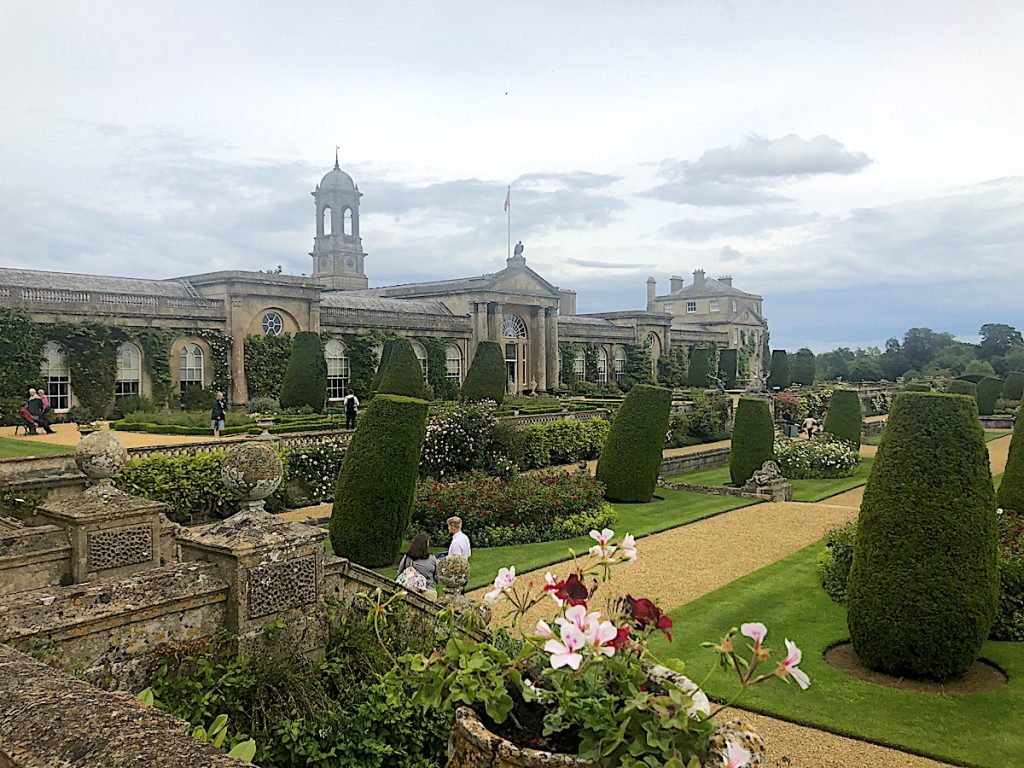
221, 442, 284, 503
437, 555, 470, 593
75, 431, 128, 481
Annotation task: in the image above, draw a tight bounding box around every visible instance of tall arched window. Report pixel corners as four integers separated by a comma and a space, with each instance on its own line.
502, 313, 528, 392
179, 343, 204, 393
445, 345, 462, 382
115, 342, 142, 399
597, 348, 609, 385
647, 332, 661, 377
343, 208, 353, 236
411, 340, 429, 382
501, 314, 528, 339
573, 348, 586, 379
613, 346, 627, 381
41, 341, 71, 411
325, 339, 349, 400
322, 206, 332, 235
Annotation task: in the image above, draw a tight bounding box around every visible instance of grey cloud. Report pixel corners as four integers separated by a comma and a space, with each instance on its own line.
564, 258, 656, 269
720, 245, 743, 261
515, 170, 622, 189
643, 180, 789, 207
659, 210, 821, 241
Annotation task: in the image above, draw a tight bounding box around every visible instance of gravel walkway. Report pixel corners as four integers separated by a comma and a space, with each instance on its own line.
0, 422, 232, 448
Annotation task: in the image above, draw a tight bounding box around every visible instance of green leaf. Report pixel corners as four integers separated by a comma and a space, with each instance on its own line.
226, 739, 257, 763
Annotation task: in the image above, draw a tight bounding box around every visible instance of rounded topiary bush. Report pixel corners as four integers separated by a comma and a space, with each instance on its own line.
595, 384, 672, 502
279, 332, 328, 413
376, 338, 425, 399
687, 347, 711, 388
847, 392, 998, 680
790, 348, 816, 386
976, 376, 1003, 416
729, 396, 775, 486
460, 341, 506, 404
370, 338, 396, 393
823, 388, 862, 445
767, 350, 789, 390
947, 379, 978, 398
718, 349, 738, 389
329, 394, 429, 566
1003, 371, 1024, 401
997, 412, 1024, 513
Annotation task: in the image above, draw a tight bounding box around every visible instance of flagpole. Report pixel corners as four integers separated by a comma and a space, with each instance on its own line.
506, 185, 511, 260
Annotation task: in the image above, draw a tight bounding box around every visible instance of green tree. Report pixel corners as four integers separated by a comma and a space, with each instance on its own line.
767, 349, 789, 389
947, 379, 978, 397
790, 348, 816, 386
623, 342, 655, 390
847, 392, 997, 680
964, 359, 997, 378
729, 397, 775, 485
879, 338, 911, 380
1003, 371, 1024, 401
377, 338, 426, 399
658, 346, 688, 389
460, 341, 506, 404
279, 332, 328, 412
329, 395, 429, 566
979, 323, 1023, 359
595, 384, 672, 502
902, 327, 955, 370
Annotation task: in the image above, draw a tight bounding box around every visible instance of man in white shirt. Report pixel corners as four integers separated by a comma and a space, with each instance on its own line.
446, 516, 471, 560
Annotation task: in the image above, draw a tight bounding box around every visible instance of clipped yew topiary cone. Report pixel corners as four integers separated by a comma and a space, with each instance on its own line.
330, 394, 429, 567
595, 384, 672, 502
947, 379, 978, 398
976, 376, 1004, 416
687, 347, 711, 388
460, 341, 507, 404
997, 412, 1024, 513
1003, 371, 1024, 401
767, 349, 789, 389
823, 388, 862, 445
847, 392, 998, 680
370, 338, 396, 393
376, 337, 425, 399
279, 331, 328, 413
718, 348, 738, 389
729, 396, 775, 486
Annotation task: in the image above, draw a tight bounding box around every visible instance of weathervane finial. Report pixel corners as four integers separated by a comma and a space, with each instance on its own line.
334, 145, 340, 170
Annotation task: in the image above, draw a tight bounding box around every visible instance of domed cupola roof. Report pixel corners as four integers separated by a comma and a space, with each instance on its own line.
318, 149, 356, 192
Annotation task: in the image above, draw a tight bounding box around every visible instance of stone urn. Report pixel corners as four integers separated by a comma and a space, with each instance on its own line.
75, 430, 129, 485
446, 667, 765, 767
255, 415, 275, 438
220, 442, 284, 513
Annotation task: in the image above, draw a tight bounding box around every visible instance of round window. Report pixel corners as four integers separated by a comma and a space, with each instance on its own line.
345, 256, 356, 270
262, 312, 284, 336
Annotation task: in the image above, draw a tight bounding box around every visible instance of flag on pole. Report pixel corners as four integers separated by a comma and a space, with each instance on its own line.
503, 187, 510, 212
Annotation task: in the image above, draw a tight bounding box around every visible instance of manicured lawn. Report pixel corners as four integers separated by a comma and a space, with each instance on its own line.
366, 490, 758, 590
666, 458, 874, 503
650, 543, 1024, 768
866, 429, 1008, 446
0, 437, 75, 459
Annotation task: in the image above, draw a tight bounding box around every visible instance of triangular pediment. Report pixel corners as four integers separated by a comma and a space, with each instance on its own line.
485, 264, 561, 298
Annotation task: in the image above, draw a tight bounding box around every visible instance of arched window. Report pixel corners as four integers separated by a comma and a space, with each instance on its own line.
411, 341, 428, 382
115, 342, 142, 399
262, 312, 284, 336
445, 345, 462, 382
179, 343, 204, 393
322, 206, 332, 236
41, 341, 71, 411
647, 332, 661, 378
343, 207, 353, 236
573, 348, 586, 379
613, 346, 627, 380
501, 313, 528, 339
325, 339, 349, 400
597, 348, 609, 385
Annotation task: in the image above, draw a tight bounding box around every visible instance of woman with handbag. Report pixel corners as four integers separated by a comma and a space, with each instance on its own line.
396, 532, 438, 600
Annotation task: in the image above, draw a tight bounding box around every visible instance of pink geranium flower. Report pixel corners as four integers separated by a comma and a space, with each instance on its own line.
776, 639, 811, 690
617, 533, 638, 562
544, 624, 586, 670
535, 619, 555, 639
589, 528, 617, 561
725, 739, 751, 768
740, 622, 768, 649
484, 566, 516, 603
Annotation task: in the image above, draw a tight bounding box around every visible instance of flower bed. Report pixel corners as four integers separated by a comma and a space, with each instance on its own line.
774, 435, 860, 479
520, 418, 609, 469
411, 471, 612, 548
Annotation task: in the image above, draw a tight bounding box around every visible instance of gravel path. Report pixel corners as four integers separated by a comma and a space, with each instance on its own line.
0, 422, 235, 448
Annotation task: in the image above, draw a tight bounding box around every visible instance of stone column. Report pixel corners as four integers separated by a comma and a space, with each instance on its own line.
532, 307, 547, 392
472, 302, 486, 355
487, 302, 503, 342
545, 307, 558, 391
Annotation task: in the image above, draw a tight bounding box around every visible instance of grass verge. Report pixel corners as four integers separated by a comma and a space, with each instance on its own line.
666, 458, 874, 503
650, 542, 1024, 768
0, 437, 75, 459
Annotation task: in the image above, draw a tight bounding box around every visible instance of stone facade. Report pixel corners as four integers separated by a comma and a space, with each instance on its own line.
0, 159, 769, 407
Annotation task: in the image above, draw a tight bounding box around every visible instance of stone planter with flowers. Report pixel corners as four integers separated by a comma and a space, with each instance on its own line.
394, 529, 809, 768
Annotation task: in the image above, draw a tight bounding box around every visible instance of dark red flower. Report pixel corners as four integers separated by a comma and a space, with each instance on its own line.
625, 595, 673, 642
544, 573, 589, 606
610, 625, 631, 650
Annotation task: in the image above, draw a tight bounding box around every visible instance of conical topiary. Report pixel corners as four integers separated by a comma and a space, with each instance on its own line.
278, 331, 328, 413
595, 384, 672, 502
1003, 371, 1024, 401
329, 394, 429, 566
687, 347, 711, 388
790, 348, 816, 386
947, 379, 978, 398
823, 388, 862, 445
997, 412, 1024, 513
370, 338, 396, 393
718, 349, 738, 389
377, 338, 425, 398
460, 341, 506, 404
767, 350, 790, 390
729, 396, 775, 486
847, 392, 998, 680
976, 376, 1003, 416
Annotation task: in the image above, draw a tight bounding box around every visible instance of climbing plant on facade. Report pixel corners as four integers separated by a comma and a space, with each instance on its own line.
244, 333, 293, 399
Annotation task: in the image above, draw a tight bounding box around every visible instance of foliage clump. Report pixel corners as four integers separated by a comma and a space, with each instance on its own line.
686, 347, 712, 388
330, 394, 429, 566
595, 384, 672, 502
947, 379, 978, 397
376, 338, 426, 399
370, 338, 396, 393
767, 349, 790, 389
997, 413, 1024, 513
817, 522, 857, 603
460, 341, 506, 404
823, 388, 862, 445
976, 376, 1004, 416
729, 396, 775, 486
279, 332, 327, 413
1003, 371, 1024, 401
718, 348, 738, 389
847, 392, 998, 680
790, 348, 816, 386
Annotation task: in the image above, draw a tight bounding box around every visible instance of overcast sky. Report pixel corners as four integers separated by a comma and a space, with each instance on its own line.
1, 1, 1021, 351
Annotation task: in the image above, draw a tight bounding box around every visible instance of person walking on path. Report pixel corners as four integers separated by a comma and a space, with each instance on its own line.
211, 391, 227, 438
26, 388, 55, 434
801, 415, 817, 440
397, 532, 438, 599
343, 389, 359, 430
446, 516, 471, 560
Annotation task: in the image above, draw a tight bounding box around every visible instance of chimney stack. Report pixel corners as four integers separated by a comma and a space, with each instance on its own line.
693, 269, 706, 289
646, 276, 656, 311
670, 275, 684, 293
718, 275, 733, 287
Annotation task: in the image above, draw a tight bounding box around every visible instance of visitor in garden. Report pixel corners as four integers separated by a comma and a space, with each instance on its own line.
26, 389, 54, 434
396, 532, 438, 599
211, 391, 227, 438
446, 516, 472, 560
343, 389, 359, 430
801, 415, 818, 440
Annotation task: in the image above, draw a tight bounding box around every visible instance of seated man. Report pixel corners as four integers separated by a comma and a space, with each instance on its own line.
446, 516, 471, 561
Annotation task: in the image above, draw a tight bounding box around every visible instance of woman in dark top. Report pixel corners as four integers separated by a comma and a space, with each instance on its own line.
397, 532, 438, 599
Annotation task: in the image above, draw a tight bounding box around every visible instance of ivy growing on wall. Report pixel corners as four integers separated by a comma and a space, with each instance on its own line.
195, 329, 233, 395
583, 343, 600, 384
422, 336, 459, 400
244, 333, 293, 399
0, 308, 44, 400
131, 327, 178, 406
558, 341, 578, 389
338, 332, 387, 397
623, 341, 655, 391
44, 322, 124, 419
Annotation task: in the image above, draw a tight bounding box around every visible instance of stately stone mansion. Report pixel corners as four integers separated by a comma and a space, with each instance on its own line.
0, 158, 767, 408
